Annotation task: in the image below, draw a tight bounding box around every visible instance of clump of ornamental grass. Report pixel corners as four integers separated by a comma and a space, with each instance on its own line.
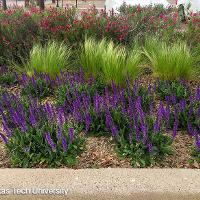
24, 41, 71, 77
80, 38, 142, 86
101, 41, 142, 86
126, 45, 142, 82
102, 42, 127, 86
80, 38, 107, 77
143, 37, 196, 80
0, 94, 84, 167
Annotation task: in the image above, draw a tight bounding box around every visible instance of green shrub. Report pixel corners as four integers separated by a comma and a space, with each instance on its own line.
24, 41, 71, 77
7, 120, 84, 168
144, 38, 196, 80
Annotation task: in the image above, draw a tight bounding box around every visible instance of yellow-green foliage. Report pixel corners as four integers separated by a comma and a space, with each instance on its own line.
80, 38, 142, 85
144, 38, 195, 80
26, 41, 71, 77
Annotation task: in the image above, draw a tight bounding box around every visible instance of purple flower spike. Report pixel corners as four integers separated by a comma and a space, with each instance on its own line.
147, 141, 153, 152
195, 88, 200, 102
68, 128, 75, 142
172, 107, 179, 138
22, 73, 28, 84
180, 99, 186, 111
187, 122, 193, 135
195, 134, 200, 151
45, 103, 54, 120
29, 106, 37, 127
85, 113, 92, 132
2, 120, 12, 137
105, 110, 113, 129
31, 76, 36, 88
172, 120, 178, 138
0, 132, 8, 144
57, 126, 62, 141
45, 132, 56, 152
58, 108, 64, 126
111, 125, 118, 139
188, 105, 194, 117
62, 137, 68, 152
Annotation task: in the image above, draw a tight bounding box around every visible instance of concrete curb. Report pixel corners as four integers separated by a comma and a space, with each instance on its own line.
0, 169, 200, 199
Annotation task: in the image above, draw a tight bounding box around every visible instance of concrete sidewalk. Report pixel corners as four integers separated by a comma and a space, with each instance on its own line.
0, 168, 200, 199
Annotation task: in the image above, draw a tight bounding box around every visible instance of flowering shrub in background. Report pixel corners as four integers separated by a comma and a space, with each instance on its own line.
187, 12, 200, 46
0, 5, 188, 66
0, 8, 39, 64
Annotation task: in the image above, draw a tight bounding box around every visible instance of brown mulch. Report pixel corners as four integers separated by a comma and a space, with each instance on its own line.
76, 136, 132, 169
0, 140, 11, 168
6, 84, 22, 96
157, 133, 199, 169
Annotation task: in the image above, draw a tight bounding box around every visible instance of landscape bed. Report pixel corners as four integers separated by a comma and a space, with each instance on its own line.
0, 4, 200, 169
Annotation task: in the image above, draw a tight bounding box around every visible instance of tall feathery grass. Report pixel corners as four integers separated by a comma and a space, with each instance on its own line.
102, 42, 127, 86
80, 38, 107, 77
25, 41, 71, 77
80, 38, 142, 85
143, 38, 195, 80
126, 45, 141, 82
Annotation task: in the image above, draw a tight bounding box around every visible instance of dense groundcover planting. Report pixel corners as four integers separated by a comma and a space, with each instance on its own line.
0, 4, 200, 168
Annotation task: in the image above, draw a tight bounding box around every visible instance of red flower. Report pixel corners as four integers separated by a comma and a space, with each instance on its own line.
66, 25, 71, 30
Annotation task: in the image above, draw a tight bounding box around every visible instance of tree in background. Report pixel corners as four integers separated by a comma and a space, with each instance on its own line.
2, 0, 7, 10
39, 0, 44, 10
25, 0, 29, 7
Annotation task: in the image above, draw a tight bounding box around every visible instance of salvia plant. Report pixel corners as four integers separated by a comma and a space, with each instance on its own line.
0, 93, 84, 167
55, 74, 174, 167
156, 80, 190, 103
0, 71, 200, 167
20, 73, 54, 99
0, 73, 18, 86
